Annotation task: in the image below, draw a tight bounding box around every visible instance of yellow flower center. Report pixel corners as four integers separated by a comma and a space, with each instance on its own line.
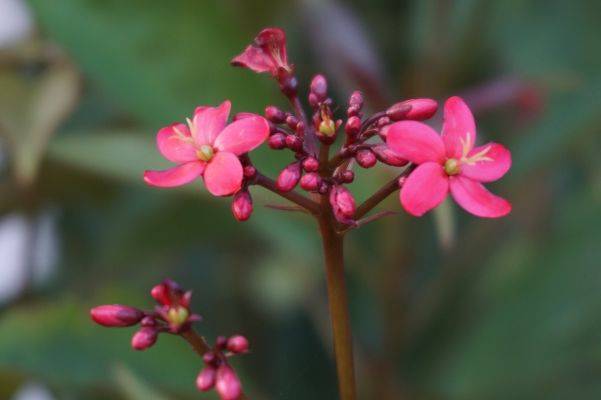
167, 306, 189, 327
197, 145, 214, 161
444, 158, 461, 175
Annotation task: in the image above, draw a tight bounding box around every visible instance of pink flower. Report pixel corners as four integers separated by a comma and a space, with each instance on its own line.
231, 27, 291, 76
144, 101, 269, 196
386, 96, 511, 218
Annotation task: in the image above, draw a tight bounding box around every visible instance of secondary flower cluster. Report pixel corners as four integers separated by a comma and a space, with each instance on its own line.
143, 27, 511, 222
90, 279, 249, 400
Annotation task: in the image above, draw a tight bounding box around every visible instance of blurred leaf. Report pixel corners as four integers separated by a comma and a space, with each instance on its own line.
113, 364, 171, 400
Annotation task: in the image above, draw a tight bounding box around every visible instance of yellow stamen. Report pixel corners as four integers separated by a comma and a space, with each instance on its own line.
196, 145, 214, 161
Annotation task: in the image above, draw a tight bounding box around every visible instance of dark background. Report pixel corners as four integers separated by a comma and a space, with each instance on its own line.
0, 0, 599, 399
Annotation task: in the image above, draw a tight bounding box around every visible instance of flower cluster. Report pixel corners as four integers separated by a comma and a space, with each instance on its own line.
91, 279, 249, 400
144, 27, 511, 223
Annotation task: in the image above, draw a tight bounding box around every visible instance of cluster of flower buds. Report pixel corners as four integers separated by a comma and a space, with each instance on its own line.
91, 279, 201, 350
196, 335, 249, 400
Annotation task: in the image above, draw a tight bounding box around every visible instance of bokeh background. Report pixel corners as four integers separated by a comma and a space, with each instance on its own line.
0, 0, 599, 399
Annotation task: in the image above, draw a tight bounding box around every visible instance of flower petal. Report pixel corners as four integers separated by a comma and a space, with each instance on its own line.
442, 96, 476, 158
449, 175, 511, 218
214, 115, 270, 155
156, 123, 197, 163
192, 101, 231, 146
386, 121, 446, 164
231, 28, 288, 76
461, 143, 512, 182
203, 152, 243, 196
231, 45, 274, 74
400, 162, 449, 216
144, 161, 204, 188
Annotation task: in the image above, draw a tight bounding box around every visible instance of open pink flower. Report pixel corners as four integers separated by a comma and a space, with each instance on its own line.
231, 27, 291, 76
386, 96, 511, 218
144, 101, 269, 196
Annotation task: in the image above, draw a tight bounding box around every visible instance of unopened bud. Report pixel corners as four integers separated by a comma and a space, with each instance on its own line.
264, 106, 286, 123
203, 351, 218, 366
302, 157, 319, 172
300, 172, 321, 191
318, 181, 331, 195
372, 144, 408, 167
197, 367, 217, 391
279, 74, 298, 97
377, 116, 391, 128
345, 116, 361, 136
330, 186, 356, 223
310, 74, 328, 101
387, 98, 438, 121
349, 90, 364, 109
216, 365, 243, 400
227, 335, 250, 354
216, 336, 228, 350
285, 115, 299, 129
268, 133, 286, 149
339, 170, 355, 183
285, 135, 303, 151
308, 93, 320, 108
385, 103, 412, 121
243, 165, 256, 178
90, 305, 144, 327
276, 162, 301, 192
355, 149, 377, 168
232, 190, 253, 222
131, 327, 158, 350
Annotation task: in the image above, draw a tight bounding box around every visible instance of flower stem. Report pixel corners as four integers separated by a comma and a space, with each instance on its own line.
355, 165, 416, 219
318, 210, 357, 400
254, 173, 320, 215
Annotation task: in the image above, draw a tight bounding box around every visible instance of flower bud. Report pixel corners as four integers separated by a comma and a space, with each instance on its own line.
151, 283, 171, 306
285, 115, 299, 129
279, 74, 298, 97
310, 74, 328, 101
345, 116, 361, 136
90, 305, 144, 327
215, 365, 242, 400
318, 181, 330, 195
355, 149, 377, 168
349, 90, 364, 110
197, 366, 217, 391
330, 186, 356, 223
387, 98, 438, 121
131, 327, 158, 350
203, 351, 218, 366
372, 144, 408, 167
377, 116, 391, 128
268, 133, 286, 149
339, 170, 354, 184
243, 165, 256, 179
300, 172, 321, 191
276, 162, 301, 192
215, 336, 228, 350
227, 335, 250, 354
285, 135, 303, 151
264, 106, 286, 123
308, 93, 320, 108
231, 190, 253, 222
302, 157, 319, 172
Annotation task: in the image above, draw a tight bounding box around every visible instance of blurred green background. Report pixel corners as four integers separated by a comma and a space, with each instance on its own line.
0, 0, 599, 399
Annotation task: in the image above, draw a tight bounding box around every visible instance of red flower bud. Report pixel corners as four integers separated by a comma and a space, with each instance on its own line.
300, 172, 321, 191
385, 103, 412, 121
285, 135, 303, 151
308, 93, 320, 108
227, 335, 250, 354
279, 73, 298, 97
302, 157, 319, 172
386, 98, 438, 121
371, 144, 408, 167
151, 282, 171, 306
349, 90, 364, 108
345, 116, 361, 136
90, 305, 144, 327
330, 185, 356, 223
243, 165, 257, 179
264, 106, 286, 123
355, 149, 377, 168
268, 133, 286, 150
197, 366, 217, 391
276, 162, 301, 192
339, 170, 355, 184
231, 190, 253, 222
285, 115, 299, 129
131, 327, 158, 350
215, 365, 242, 400
310, 74, 328, 101
216, 335, 228, 350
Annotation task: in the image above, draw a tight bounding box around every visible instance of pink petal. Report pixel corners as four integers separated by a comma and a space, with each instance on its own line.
460, 143, 512, 182
192, 101, 231, 146
143, 161, 205, 188
449, 175, 511, 218
231, 45, 274, 73
156, 123, 197, 163
203, 152, 243, 196
386, 121, 446, 164
214, 115, 270, 155
400, 162, 449, 216
441, 96, 476, 158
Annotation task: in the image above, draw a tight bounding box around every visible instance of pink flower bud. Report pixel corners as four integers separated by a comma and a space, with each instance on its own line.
203, 351, 218, 366
216, 335, 228, 350
345, 116, 362, 136
276, 162, 301, 192
285, 115, 299, 129
339, 170, 354, 184
151, 283, 171, 306
90, 305, 144, 327
243, 165, 257, 178
308, 93, 319, 108
131, 327, 158, 350
268, 133, 286, 150
349, 90, 364, 109
226, 335, 249, 354
231, 190, 253, 222
285, 135, 303, 151
355, 149, 377, 168
330, 186, 356, 223
310, 74, 328, 101
278, 73, 298, 97
197, 366, 217, 391
387, 98, 438, 121
264, 105, 286, 123
300, 173, 321, 191
302, 157, 319, 172
215, 365, 242, 400
371, 144, 408, 167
